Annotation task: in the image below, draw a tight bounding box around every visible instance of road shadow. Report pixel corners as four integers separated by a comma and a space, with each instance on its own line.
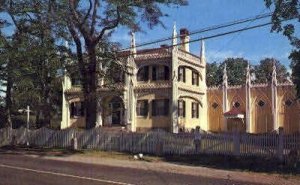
0, 145, 83, 157
161, 153, 300, 175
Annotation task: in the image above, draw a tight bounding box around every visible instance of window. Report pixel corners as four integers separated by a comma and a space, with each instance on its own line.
258, 100, 265, 107
192, 102, 199, 118
212, 102, 219, 109
136, 100, 148, 116
178, 100, 186, 117
192, 71, 199, 86
152, 99, 169, 116
164, 66, 169, 80
152, 66, 157, 81
152, 66, 169, 81
178, 67, 185, 82
233, 102, 240, 108
70, 102, 84, 117
285, 99, 292, 106
137, 66, 149, 81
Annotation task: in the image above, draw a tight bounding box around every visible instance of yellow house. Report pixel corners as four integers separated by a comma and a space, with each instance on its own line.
61, 24, 300, 134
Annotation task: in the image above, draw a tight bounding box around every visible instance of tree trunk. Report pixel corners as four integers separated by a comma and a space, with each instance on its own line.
85, 45, 98, 129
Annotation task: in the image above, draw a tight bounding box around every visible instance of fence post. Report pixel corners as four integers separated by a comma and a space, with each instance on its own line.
277, 127, 284, 161
194, 127, 201, 154
233, 132, 240, 156
71, 134, 78, 150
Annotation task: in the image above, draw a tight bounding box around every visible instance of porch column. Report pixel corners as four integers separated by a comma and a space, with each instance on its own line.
171, 22, 179, 133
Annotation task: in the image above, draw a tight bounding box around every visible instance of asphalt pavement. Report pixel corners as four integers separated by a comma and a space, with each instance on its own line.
0, 153, 267, 185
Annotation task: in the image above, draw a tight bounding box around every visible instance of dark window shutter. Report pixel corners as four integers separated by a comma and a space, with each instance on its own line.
197, 73, 199, 86
192, 71, 195, 85
191, 102, 194, 118
70, 103, 75, 117
152, 100, 156, 116
144, 66, 149, 81
183, 68, 186, 82
164, 99, 169, 115
197, 103, 199, 118
183, 101, 186, 117
178, 68, 181, 81
152, 66, 157, 81
164, 66, 169, 80
144, 100, 148, 116
80, 102, 85, 116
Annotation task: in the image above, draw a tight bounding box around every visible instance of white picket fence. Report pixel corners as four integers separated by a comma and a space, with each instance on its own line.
0, 127, 299, 160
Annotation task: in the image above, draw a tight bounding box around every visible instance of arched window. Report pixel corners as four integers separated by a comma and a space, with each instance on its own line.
137, 66, 149, 81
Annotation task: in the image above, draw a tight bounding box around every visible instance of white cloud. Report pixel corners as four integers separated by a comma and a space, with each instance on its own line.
206, 50, 244, 63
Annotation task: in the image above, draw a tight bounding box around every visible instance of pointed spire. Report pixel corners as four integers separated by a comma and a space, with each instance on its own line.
172, 22, 177, 47
223, 63, 228, 87
272, 60, 277, 86
200, 39, 206, 64
130, 31, 136, 58
246, 62, 251, 86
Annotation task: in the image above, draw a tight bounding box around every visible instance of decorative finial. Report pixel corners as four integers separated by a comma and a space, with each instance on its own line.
246, 62, 251, 86
272, 60, 277, 86
130, 31, 136, 58
172, 22, 177, 46
223, 63, 228, 86
200, 39, 205, 63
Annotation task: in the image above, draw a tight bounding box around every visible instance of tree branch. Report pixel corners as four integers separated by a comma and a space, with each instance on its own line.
81, 0, 92, 27
94, 7, 120, 45
68, 0, 90, 41
90, 0, 98, 36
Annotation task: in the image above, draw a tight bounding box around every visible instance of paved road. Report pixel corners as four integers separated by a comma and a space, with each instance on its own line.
0, 154, 265, 185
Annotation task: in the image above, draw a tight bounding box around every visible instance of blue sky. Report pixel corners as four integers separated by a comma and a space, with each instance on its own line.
112, 0, 296, 69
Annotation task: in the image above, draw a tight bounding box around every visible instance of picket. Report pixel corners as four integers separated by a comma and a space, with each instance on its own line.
0, 127, 299, 160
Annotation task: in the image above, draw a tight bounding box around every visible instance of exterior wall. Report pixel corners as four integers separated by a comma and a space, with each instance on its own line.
135, 93, 170, 131
207, 88, 224, 132
277, 85, 300, 133
250, 85, 273, 133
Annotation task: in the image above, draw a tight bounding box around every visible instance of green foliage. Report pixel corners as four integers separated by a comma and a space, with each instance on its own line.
265, 0, 300, 98
220, 58, 249, 86
206, 62, 221, 87
290, 50, 300, 98
254, 58, 289, 83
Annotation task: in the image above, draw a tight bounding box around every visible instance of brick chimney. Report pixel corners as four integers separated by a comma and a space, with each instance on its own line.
180, 28, 190, 52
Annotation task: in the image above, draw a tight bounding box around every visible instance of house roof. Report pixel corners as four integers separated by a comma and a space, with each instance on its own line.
224, 108, 245, 119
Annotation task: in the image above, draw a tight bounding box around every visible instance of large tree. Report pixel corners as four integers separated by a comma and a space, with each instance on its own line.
0, 0, 65, 128
50, 0, 188, 128
206, 62, 221, 87
220, 58, 249, 86
254, 58, 290, 83
265, 0, 300, 98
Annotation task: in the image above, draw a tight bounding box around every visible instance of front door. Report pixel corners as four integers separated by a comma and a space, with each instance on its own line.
110, 98, 123, 125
